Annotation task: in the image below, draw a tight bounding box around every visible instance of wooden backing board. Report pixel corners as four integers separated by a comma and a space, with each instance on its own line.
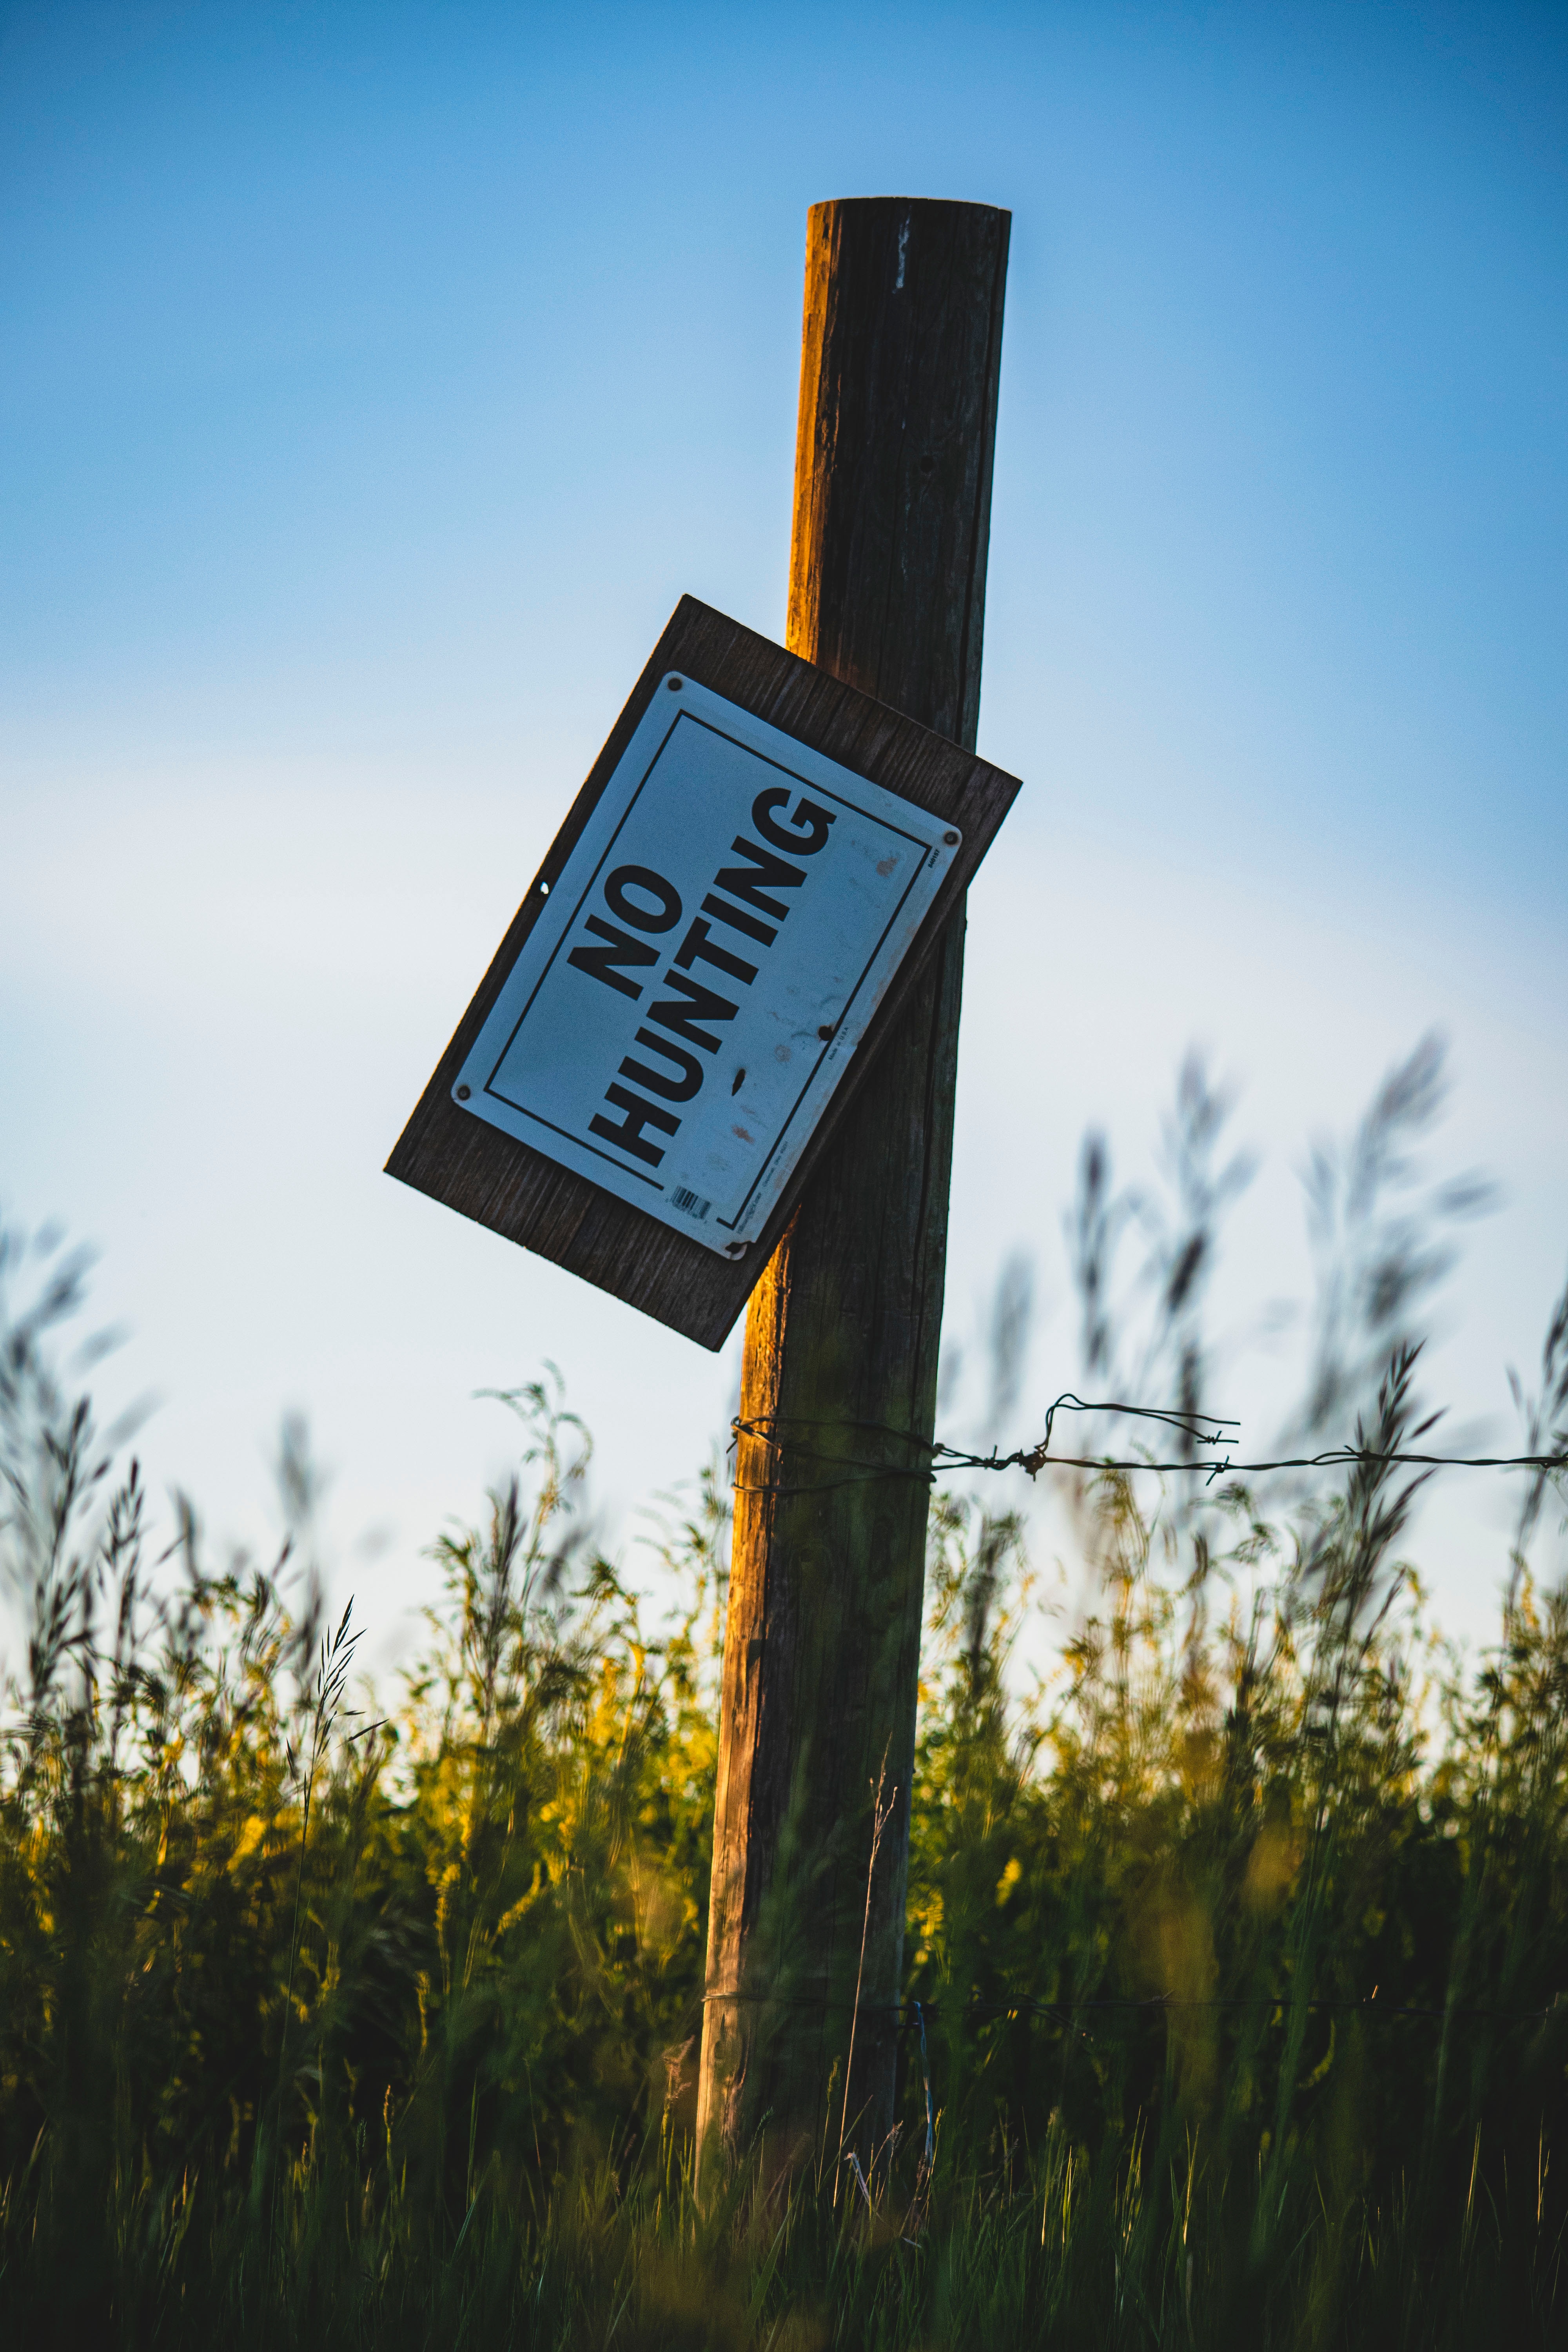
385, 595, 1020, 1349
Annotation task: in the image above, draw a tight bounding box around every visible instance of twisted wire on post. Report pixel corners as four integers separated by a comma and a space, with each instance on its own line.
729, 1394, 1567, 1498
699, 1984, 1559, 2027
718, 1397, 1567, 2044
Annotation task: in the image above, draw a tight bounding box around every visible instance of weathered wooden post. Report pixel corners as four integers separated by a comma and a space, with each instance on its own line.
387, 187, 1013, 2178
697, 197, 1011, 2174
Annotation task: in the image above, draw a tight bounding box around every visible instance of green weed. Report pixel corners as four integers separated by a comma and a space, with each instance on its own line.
2, 1049, 1565, 2345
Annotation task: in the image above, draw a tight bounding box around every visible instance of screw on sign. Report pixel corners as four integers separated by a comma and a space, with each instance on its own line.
386, 198, 1016, 2179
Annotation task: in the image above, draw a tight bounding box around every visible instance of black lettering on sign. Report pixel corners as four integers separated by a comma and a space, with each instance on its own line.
620, 1027, 706, 1102
603, 865, 683, 932
589, 1082, 681, 1167
713, 835, 807, 921
750, 789, 837, 857
569, 791, 837, 1183
567, 915, 659, 1000
673, 919, 757, 988
701, 891, 776, 947
646, 971, 740, 1053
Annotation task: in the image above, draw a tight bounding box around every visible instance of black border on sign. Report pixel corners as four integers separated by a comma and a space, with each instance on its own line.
462, 702, 945, 1240
385, 597, 1021, 1351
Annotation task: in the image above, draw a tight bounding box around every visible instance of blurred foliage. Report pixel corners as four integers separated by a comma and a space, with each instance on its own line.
1, 1046, 1566, 2346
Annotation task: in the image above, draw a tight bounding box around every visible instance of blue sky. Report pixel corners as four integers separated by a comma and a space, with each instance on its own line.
3, 0, 1564, 1659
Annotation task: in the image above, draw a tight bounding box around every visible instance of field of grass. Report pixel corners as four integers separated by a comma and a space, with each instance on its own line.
3, 1048, 1566, 2347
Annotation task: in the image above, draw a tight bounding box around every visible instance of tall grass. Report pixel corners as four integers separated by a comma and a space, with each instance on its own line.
2, 1048, 1565, 2347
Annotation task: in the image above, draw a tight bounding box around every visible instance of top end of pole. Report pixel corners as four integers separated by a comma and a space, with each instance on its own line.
808, 194, 1011, 231
789, 194, 1010, 741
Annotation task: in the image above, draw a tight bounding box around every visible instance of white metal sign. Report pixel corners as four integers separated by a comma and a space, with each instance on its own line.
454, 673, 960, 1256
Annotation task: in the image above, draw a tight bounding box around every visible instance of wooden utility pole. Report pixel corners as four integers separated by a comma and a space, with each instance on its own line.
697, 197, 1010, 2174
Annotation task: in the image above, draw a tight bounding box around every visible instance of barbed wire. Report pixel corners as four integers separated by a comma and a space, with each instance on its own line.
730, 1395, 1568, 1499
700, 1984, 1558, 2028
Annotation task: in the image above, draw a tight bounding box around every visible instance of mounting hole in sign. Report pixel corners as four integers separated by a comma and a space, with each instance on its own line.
666, 676, 683, 691
817, 1024, 835, 1041
456, 1084, 471, 1100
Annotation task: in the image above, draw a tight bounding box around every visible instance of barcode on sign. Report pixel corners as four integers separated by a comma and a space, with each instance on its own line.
670, 1187, 713, 1222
